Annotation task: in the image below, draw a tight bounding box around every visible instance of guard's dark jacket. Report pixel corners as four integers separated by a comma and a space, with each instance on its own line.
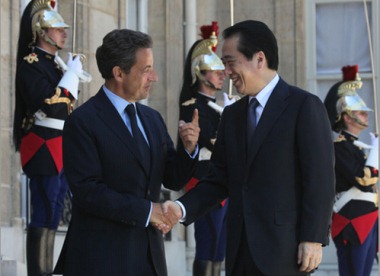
332, 131, 378, 245
15, 47, 75, 175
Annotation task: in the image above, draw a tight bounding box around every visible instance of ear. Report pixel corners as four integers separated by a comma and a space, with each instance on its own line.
112, 66, 124, 81
342, 113, 351, 124
256, 51, 266, 68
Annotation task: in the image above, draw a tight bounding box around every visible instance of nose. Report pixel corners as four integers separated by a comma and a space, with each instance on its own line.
223, 65, 231, 77
150, 69, 158, 82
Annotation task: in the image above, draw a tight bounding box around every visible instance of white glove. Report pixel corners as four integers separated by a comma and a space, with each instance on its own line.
57, 53, 81, 99
67, 52, 83, 75
353, 140, 372, 149
55, 53, 92, 84
223, 92, 236, 107
365, 132, 378, 169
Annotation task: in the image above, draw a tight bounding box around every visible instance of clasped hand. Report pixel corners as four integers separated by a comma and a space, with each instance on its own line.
150, 201, 182, 234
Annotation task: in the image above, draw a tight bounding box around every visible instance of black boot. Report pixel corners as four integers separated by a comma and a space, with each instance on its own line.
193, 259, 212, 276
212, 262, 222, 276
26, 227, 48, 276
45, 229, 56, 275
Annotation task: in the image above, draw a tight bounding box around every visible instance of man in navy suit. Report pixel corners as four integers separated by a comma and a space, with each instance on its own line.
54, 29, 199, 276
163, 20, 335, 275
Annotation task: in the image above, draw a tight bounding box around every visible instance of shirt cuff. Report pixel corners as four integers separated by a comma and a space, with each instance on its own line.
175, 200, 186, 222
145, 201, 152, 227
186, 144, 199, 159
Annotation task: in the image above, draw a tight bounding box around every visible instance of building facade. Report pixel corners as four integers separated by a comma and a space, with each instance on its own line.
1, 0, 379, 275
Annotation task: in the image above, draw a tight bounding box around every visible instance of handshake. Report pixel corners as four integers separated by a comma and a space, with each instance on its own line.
150, 201, 183, 234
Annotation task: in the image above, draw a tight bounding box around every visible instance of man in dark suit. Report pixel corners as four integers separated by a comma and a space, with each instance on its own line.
163, 20, 335, 275
54, 29, 199, 276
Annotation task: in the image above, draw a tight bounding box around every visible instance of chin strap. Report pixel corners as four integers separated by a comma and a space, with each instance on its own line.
40, 30, 62, 50
202, 79, 223, 91
348, 112, 368, 128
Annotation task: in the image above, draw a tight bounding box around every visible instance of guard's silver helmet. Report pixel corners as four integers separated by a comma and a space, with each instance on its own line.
324, 65, 372, 132
336, 69, 372, 118
191, 21, 225, 85
30, 0, 69, 48
336, 65, 372, 130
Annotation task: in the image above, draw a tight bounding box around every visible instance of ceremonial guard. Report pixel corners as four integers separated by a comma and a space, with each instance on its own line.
324, 65, 378, 276
178, 21, 234, 276
13, 0, 89, 274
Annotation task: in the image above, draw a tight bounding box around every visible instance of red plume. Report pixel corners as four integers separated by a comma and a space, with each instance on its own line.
50, 0, 56, 9
341, 65, 358, 81
200, 21, 219, 39
200, 21, 219, 52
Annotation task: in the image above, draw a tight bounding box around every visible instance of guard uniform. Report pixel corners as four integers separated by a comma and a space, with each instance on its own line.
324, 65, 378, 276
332, 131, 378, 276
12, 1, 85, 274
17, 47, 74, 228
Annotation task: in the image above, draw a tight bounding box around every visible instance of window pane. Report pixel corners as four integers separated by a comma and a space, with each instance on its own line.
316, 2, 372, 75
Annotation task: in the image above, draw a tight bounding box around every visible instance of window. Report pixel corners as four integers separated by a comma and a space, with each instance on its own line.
306, 0, 379, 142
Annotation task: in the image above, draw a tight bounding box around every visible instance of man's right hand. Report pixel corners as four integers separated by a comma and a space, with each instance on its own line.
178, 109, 200, 154
150, 202, 180, 234
162, 200, 182, 221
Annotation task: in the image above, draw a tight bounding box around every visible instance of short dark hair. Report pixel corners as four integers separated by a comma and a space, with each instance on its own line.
96, 29, 153, 79
223, 20, 278, 70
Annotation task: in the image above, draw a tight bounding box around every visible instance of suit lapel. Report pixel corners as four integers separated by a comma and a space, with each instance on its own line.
94, 89, 149, 176
246, 79, 289, 167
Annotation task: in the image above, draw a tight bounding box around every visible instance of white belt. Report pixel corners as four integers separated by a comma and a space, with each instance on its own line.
333, 186, 377, 213
34, 117, 65, 130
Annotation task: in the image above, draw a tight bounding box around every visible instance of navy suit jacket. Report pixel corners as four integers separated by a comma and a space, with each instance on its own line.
179, 78, 335, 275
55, 88, 195, 275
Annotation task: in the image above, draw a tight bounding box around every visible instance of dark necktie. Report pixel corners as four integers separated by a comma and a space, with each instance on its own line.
247, 98, 260, 151
125, 104, 150, 170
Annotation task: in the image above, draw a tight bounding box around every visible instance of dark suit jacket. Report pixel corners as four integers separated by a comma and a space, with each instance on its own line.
179, 78, 335, 275
54, 88, 195, 276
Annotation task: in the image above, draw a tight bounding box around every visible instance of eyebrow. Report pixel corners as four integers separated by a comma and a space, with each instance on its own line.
221, 55, 236, 62
142, 65, 152, 70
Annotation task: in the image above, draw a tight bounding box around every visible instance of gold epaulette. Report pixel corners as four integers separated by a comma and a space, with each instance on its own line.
334, 135, 346, 143
181, 98, 196, 106
24, 53, 39, 64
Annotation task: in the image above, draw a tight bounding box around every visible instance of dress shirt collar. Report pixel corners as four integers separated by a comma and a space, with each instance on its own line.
103, 85, 135, 116
249, 73, 279, 108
